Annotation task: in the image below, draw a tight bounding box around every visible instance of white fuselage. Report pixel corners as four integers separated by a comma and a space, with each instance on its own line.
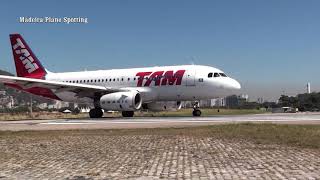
45, 65, 241, 105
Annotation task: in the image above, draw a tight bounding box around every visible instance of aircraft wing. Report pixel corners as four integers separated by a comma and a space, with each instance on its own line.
0, 75, 124, 98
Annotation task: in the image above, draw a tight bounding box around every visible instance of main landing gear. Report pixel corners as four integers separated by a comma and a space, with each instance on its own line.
192, 101, 202, 117
122, 111, 134, 117
90, 95, 104, 118
89, 108, 103, 118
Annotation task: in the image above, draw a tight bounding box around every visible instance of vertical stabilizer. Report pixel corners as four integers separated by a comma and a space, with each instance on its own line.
10, 34, 46, 79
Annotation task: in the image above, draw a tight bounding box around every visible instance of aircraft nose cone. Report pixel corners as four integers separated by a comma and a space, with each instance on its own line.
233, 79, 241, 90
230, 78, 241, 90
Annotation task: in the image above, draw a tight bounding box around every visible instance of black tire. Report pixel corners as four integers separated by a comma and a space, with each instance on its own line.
192, 109, 201, 117
89, 108, 103, 118
122, 111, 134, 117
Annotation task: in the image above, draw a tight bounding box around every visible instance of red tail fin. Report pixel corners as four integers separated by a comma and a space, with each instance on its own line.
10, 34, 46, 79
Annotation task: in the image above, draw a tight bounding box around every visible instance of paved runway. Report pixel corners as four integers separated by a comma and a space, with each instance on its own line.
0, 113, 320, 131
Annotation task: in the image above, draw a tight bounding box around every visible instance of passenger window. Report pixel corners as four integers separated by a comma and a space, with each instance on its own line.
214, 73, 220, 77
128, 78, 130, 81
113, 79, 115, 81
208, 73, 213, 78
121, 78, 124, 81
219, 73, 227, 77
106, 79, 108, 82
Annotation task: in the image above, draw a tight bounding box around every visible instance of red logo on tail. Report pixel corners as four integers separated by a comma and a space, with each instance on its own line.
12, 38, 39, 73
10, 34, 46, 79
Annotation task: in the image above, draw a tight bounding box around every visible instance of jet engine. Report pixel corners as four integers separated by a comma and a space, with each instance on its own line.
100, 91, 142, 111
143, 101, 182, 111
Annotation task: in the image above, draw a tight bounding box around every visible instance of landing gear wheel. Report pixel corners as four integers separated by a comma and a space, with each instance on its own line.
89, 108, 103, 118
192, 101, 201, 117
122, 111, 134, 117
192, 109, 201, 117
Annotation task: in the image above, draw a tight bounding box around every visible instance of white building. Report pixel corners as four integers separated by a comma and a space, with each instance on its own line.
48, 100, 69, 109
210, 98, 225, 107
37, 103, 48, 109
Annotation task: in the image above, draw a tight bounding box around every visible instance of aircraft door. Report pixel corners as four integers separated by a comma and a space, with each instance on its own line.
185, 69, 196, 86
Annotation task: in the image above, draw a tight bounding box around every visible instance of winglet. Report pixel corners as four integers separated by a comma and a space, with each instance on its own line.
9, 34, 47, 79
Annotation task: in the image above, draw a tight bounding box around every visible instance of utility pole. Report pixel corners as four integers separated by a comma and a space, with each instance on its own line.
30, 94, 33, 118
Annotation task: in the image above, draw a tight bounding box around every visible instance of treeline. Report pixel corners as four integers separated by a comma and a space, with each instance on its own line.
279, 92, 320, 111
225, 93, 320, 111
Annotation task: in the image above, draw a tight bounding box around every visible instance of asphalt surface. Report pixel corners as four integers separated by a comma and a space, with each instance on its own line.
0, 113, 320, 131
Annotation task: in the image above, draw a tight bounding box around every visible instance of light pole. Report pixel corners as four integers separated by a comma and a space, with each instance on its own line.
30, 94, 33, 118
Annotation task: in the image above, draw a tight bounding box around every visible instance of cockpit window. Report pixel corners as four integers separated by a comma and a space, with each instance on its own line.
214, 73, 220, 77
208, 73, 213, 78
219, 73, 227, 77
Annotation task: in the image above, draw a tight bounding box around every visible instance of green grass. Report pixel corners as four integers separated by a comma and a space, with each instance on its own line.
1, 123, 319, 149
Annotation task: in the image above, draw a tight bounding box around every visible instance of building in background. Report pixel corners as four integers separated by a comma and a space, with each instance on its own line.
0, 96, 15, 108
257, 97, 264, 104
48, 100, 69, 109
210, 98, 225, 107
307, 82, 311, 94
225, 94, 249, 108
0, 91, 6, 96
37, 103, 48, 109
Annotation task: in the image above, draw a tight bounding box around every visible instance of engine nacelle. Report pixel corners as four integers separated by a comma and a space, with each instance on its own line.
143, 101, 182, 111
100, 91, 142, 111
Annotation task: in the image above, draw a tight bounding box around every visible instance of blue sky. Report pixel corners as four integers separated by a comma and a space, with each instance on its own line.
0, 0, 319, 101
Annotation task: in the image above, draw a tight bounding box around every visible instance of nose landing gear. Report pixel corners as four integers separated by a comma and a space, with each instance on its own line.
192, 101, 202, 117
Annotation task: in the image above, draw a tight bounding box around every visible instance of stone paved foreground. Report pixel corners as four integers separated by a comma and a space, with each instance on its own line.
0, 132, 319, 179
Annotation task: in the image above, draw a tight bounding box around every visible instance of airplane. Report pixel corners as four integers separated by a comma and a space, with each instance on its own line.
0, 34, 241, 118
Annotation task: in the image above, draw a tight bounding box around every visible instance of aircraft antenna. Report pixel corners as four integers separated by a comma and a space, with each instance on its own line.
189, 56, 196, 65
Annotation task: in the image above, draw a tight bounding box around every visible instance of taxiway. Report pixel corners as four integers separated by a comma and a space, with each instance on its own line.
0, 113, 319, 131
